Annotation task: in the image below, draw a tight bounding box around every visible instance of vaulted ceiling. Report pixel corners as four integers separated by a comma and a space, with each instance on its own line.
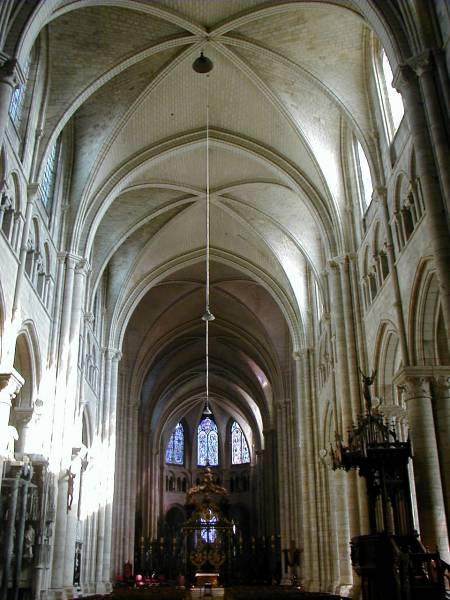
17, 1, 376, 435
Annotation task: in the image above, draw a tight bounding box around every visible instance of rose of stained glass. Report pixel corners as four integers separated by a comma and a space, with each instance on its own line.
197, 417, 219, 466
231, 421, 250, 464
165, 422, 184, 465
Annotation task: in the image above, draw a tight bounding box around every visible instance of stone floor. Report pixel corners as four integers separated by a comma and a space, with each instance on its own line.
109, 587, 347, 600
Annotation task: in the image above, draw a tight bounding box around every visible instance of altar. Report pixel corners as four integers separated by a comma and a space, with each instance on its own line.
195, 572, 219, 587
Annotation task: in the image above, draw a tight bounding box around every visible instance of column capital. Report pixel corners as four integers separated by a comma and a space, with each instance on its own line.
292, 348, 311, 360
328, 258, 341, 270
13, 406, 34, 425
392, 63, 416, 94
407, 49, 433, 78
0, 369, 24, 404
27, 183, 40, 202
328, 254, 352, 270
64, 253, 90, 274
432, 375, 450, 397
394, 366, 450, 385
374, 186, 388, 203
394, 367, 433, 400
65, 252, 81, 269
102, 346, 120, 361
75, 257, 90, 275
112, 350, 122, 362
0, 58, 24, 88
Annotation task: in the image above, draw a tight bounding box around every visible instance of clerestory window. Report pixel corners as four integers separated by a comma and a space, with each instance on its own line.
354, 140, 373, 212
380, 49, 404, 136
9, 55, 31, 127
165, 422, 184, 465
231, 421, 250, 465
372, 38, 405, 141
197, 416, 219, 466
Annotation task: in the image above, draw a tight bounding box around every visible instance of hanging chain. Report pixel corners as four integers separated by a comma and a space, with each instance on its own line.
205, 73, 210, 404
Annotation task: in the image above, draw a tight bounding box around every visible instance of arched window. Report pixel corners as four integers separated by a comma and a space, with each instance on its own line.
380, 49, 404, 136
231, 421, 250, 465
372, 38, 404, 141
9, 55, 31, 127
41, 139, 60, 208
200, 507, 218, 543
313, 278, 324, 325
197, 416, 219, 466
165, 422, 184, 465
354, 139, 373, 211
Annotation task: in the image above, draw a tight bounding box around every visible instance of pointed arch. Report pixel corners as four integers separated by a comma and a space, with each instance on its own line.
409, 260, 446, 366
13, 329, 35, 408
373, 320, 402, 405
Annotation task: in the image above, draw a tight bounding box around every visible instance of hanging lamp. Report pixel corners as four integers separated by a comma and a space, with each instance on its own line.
193, 51, 214, 417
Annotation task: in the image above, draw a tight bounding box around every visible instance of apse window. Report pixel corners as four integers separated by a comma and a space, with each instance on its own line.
165, 422, 184, 465
197, 416, 219, 466
354, 140, 373, 211
231, 421, 250, 465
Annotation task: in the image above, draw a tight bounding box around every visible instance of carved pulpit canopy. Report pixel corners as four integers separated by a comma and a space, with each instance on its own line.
186, 467, 228, 505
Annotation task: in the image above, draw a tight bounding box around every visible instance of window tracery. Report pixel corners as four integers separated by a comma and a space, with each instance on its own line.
166, 422, 184, 465
197, 416, 219, 466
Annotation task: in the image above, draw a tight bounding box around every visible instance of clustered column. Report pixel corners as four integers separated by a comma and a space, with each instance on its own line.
328, 259, 363, 595
432, 375, 450, 526
50, 255, 89, 593
397, 372, 449, 562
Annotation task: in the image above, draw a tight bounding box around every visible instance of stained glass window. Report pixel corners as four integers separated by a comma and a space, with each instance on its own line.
231, 421, 250, 465
197, 416, 219, 466
165, 422, 184, 465
200, 508, 218, 543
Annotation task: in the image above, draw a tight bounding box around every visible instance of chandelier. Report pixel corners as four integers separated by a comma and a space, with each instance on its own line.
192, 52, 214, 416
